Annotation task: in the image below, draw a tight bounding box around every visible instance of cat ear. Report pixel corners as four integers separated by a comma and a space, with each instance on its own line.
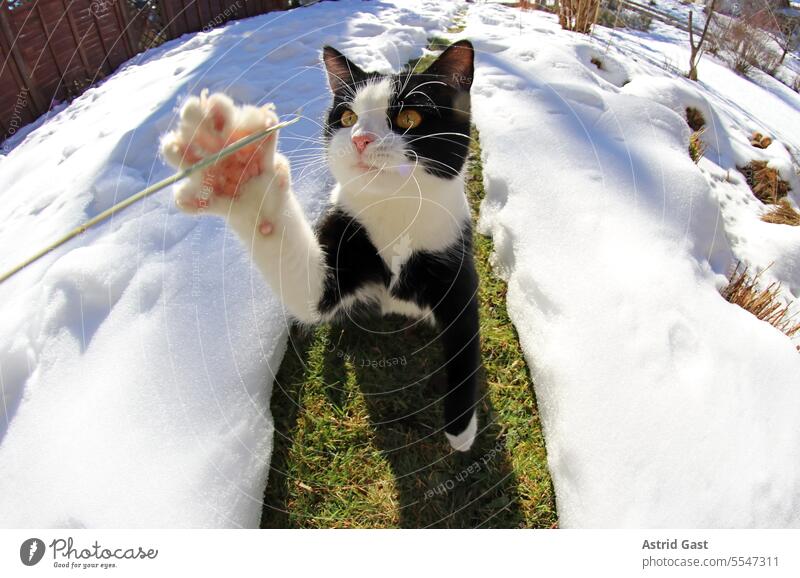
425, 40, 474, 91
322, 46, 365, 94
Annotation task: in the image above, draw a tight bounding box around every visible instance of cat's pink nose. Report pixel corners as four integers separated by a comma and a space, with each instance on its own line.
352, 134, 374, 153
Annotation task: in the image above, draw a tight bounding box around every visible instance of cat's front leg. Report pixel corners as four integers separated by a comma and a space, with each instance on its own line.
161, 92, 326, 323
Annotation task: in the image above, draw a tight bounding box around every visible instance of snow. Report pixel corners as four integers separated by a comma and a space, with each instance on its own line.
466, 4, 800, 526
0, 0, 462, 528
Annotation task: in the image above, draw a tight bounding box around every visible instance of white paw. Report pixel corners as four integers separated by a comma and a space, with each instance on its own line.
160, 90, 285, 215
445, 412, 477, 452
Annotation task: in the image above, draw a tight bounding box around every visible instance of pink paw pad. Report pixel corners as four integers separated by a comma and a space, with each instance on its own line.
202, 129, 270, 199
258, 219, 274, 236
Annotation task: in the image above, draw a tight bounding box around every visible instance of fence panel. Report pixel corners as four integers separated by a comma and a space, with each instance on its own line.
1, 0, 292, 146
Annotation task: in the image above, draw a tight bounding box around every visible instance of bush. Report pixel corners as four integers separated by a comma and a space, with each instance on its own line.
626, 11, 653, 31
559, 0, 600, 33
711, 18, 780, 77
596, 6, 618, 28
595, 3, 652, 31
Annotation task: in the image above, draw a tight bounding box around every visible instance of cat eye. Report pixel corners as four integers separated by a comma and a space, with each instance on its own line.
396, 109, 422, 130
340, 109, 357, 127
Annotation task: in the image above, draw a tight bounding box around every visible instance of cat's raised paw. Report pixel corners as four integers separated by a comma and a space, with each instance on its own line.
161, 90, 283, 213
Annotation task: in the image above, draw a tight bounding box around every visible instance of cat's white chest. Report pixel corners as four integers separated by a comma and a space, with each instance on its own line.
334, 178, 470, 271
328, 177, 469, 323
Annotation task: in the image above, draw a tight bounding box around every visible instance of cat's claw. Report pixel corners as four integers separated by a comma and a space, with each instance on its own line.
161, 90, 283, 214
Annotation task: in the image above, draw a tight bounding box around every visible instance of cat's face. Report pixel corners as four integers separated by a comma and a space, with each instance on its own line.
322, 41, 473, 191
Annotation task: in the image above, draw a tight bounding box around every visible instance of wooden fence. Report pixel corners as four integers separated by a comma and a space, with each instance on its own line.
0, 0, 291, 143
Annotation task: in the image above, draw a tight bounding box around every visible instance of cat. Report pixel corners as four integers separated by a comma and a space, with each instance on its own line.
161, 40, 480, 451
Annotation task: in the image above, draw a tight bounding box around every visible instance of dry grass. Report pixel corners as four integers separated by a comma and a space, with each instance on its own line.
738, 160, 791, 204
685, 106, 705, 132
722, 264, 800, 342
761, 199, 800, 226
689, 128, 706, 163
750, 131, 772, 149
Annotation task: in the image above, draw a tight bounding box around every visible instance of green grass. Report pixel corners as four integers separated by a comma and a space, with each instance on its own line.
406, 47, 440, 75
259, 125, 556, 528
406, 28, 465, 74
689, 128, 706, 163
448, 12, 467, 34
428, 35, 453, 52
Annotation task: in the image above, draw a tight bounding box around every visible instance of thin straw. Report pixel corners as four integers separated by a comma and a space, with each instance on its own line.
0, 115, 300, 285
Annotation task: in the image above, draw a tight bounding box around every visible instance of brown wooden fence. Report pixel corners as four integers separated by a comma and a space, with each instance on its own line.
0, 0, 292, 144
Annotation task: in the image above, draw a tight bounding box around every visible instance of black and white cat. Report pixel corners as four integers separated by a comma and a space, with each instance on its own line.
161, 40, 480, 451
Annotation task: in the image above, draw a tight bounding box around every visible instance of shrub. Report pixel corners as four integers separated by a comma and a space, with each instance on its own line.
559, 0, 600, 33
523, 0, 560, 14
595, 6, 618, 28
595, 3, 651, 31
716, 18, 780, 77
626, 11, 653, 31
705, 36, 721, 56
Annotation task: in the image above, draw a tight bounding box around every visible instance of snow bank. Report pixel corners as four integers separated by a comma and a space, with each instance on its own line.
0, 0, 461, 528
467, 4, 800, 527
